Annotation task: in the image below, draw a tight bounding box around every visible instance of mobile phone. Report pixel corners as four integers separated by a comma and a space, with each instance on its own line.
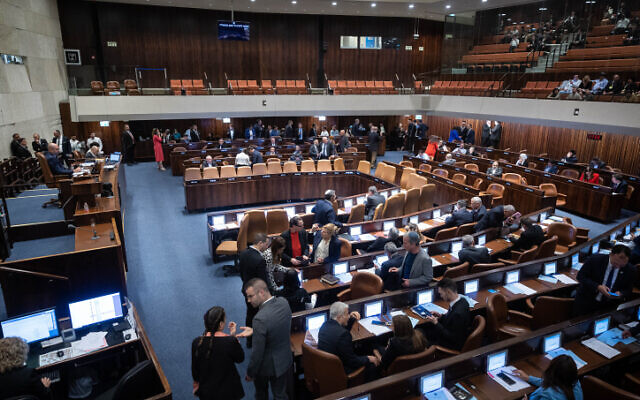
609, 291, 619, 297
488, 289, 497, 293
371, 320, 387, 326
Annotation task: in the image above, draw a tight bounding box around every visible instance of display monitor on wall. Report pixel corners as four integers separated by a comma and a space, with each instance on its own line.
218, 21, 250, 41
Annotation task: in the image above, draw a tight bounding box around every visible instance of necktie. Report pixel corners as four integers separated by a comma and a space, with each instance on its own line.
322, 144, 326, 156
605, 268, 615, 289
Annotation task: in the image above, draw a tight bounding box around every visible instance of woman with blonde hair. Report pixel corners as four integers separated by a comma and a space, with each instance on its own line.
0, 337, 51, 399
311, 223, 342, 264
262, 236, 291, 294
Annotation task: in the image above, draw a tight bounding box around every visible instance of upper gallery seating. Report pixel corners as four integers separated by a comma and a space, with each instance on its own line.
91, 79, 140, 95
328, 80, 397, 95
430, 81, 503, 96
170, 79, 208, 95
227, 79, 308, 95
459, 51, 539, 73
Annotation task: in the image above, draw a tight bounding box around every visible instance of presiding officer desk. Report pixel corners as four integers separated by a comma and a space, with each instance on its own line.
290, 211, 640, 360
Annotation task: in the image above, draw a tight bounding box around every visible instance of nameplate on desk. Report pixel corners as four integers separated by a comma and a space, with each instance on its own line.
201, 150, 206, 153
320, 172, 327, 175
245, 177, 252, 180
487, 177, 493, 180
179, 152, 185, 154
524, 169, 531, 172
505, 182, 511, 186
470, 171, 477, 175
506, 164, 513, 168
189, 180, 198, 184
454, 167, 461, 171
307, 172, 315, 176
345, 171, 354, 175
567, 179, 573, 183
295, 173, 301, 176
593, 185, 599, 189
558, 162, 565, 165
333, 171, 340, 175
263, 175, 270, 178
227, 178, 235, 181
472, 157, 478, 160
630, 177, 637, 181
464, 187, 470, 191
446, 180, 454, 185
544, 173, 551, 177
525, 188, 533, 192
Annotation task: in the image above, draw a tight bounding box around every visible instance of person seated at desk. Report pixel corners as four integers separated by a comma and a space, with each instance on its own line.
467, 146, 478, 157
265, 146, 278, 157
515, 153, 529, 167
486, 161, 503, 177
215, 138, 228, 150
428, 199, 473, 238
45, 143, 81, 176
451, 143, 467, 155
574, 244, 636, 316
385, 232, 433, 290
611, 174, 628, 194
281, 216, 310, 267
317, 302, 380, 374
419, 278, 471, 351
191, 306, 251, 400
405, 222, 427, 244
474, 204, 520, 233
234, 148, 251, 166
12, 136, 32, 159
366, 227, 400, 253
376, 242, 404, 279
202, 155, 215, 168
268, 136, 278, 148
513, 355, 583, 400
442, 153, 456, 166
262, 236, 291, 294
579, 167, 600, 184
508, 217, 544, 251
248, 146, 263, 165
588, 157, 606, 170
561, 150, 578, 164
85, 143, 101, 159
437, 140, 450, 153
0, 337, 51, 399
32, 133, 48, 153
457, 234, 491, 267
365, 186, 385, 221
288, 145, 303, 163
374, 314, 427, 372
470, 196, 486, 222
276, 269, 313, 313
311, 223, 342, 264
309, 139, 320, 160
312, 189, 343, 227
544, 161, 559, 174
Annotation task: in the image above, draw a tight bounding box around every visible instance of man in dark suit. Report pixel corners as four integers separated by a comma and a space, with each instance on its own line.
364, 186, 385, 221
31, 133, 48, 153
366, 227, 400, 253
311, 190, 342, 227
253, 119, 264, 138
462, 120, 475, 144
470, 197, 487, 222
561, 150, 577, 163
296, 123, 305, 141
543, 162, 559, 174
318, 302, 379, 374
10, 133, 23, 158
318, 136, 335, 160
244, 125, 256, 139
574, 245, 636, 316
249, 146, 263, 164
201, 155, 216, 168
186, 124, 200, 142
416, 119, 428, 139
216, 138, 228, 150
474, 205, 519, 233
489, 121, 502, 148
611, 174, 629, 194
52, 129, 72, 166
351, 118, 365, 136
120, 124, 136, 165
45, 143, 80, 176
308, 123, 318, 138
337, 130, 350, 152
227, 125, 236, 140
428, 199, 473, 237
284, 120, 294, 139
420, 278, 472, 350
508, 218, 544, 251
239, 234, 270, 347
309, 139, 320, 161
244, 278, 293, 400
280, 216, 310, 267
457, 235, 491, 267
368, 126, 380, 165
481, 120, 492, 147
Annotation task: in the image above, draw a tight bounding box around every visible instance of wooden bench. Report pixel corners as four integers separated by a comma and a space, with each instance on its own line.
560, 45, 640, 61
586, 34, 626, 48
547, 57, 640, 73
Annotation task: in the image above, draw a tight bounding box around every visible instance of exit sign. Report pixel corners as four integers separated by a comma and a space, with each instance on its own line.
587, 133, 603, 140
107, 41, 117, 47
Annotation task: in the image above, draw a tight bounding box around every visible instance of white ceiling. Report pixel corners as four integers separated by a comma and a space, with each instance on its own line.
89, 0, 540, 21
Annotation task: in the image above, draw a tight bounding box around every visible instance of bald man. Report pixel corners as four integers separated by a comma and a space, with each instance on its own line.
45, 143, 80, 176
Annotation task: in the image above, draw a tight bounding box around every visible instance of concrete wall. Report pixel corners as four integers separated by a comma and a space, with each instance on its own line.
0, 0, 67, 158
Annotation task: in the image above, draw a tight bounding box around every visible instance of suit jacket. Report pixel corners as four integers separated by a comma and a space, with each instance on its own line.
12, 143, 31, 159
397, 249, 433, 287
309, 144, 320, 160
318, 318, 369, 373
417, 123, 428, 138
368, 131, 380, 150
188, 129, 201, 142
444, 209, 473, 228
544, 165, 559, 174
464, 128, 475, 144
244, 128, 256, 139
431, 296, 471, 350
574, 254, 636, 315
511, 225, 544, 251
250, 151, 263, 164
490, 124, 502, 145
366, 236, 391, 253
280, 229, 310, 266
312, 199, 342, 227
32, 138, 48, 153
457, 247, 491, 267
247, 297, 293, 378
0, 366, 50, 399
613, 180, 628, 194
563, 156, 578, 163
318, 142, 335, 159
481, 124, 491, 146
474, 205, 505, 232
254, 124, 264, 138
486, 167, 503, 177
121, 130, 135, 150
337, 135, 350, 152
239, 247, 268, 285
285, 125, 294, 139
365, 194, 385, 220
311, 231, 342, 264
53, 135, 72, 154
45, 152, 72, 175
202, 161, 216, 168
471, 205, 487, 222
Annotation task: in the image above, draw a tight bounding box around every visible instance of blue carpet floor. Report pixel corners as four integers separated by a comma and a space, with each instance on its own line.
5, 187, 65, 225
0, 151, 634, 400
5, 235, 75, 261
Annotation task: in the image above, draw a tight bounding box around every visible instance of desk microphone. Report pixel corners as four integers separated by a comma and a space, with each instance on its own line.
68, 223, 100, 240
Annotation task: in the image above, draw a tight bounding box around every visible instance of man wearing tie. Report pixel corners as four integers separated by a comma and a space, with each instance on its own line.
309, 139, 320, 161
284, 120, 294, 139
245, 125, 256, 140
228, 125, 235, 140
186, 124, 200, 142
52, 129, 72, 166
319, 136, 334, 160
573, 245, 635, 316
611, 174, 628, 194
254, 119, 264, 138
202, 155, 216, 168
296, 123, 305, 142
120, 124, 136, 165
216, 138, 227, 150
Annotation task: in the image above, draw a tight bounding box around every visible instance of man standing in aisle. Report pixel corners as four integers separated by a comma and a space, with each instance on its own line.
121, 124, 136, 165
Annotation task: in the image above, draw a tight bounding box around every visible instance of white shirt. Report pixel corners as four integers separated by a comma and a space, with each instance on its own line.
88, 136, 103, 151
449, 294, 462, 309
235, 152, 251, 166
596, 262, 619, 301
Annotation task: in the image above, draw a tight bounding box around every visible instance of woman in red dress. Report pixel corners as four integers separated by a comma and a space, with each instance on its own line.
152, 128, 165, 170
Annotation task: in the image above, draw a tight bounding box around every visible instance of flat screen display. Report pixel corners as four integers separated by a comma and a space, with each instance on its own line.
375, 255, 389, 266
364, 300, 383, 318
421, 370, 444, 393
69, 293, 123, 330
350, 226, 362, 237
417, 289, 433, 305
307, 313, 326, 331
333, 262, 349, 275
383, 221, 395, 232
478, 234, 486, 246
487, 350, 507, 371
543, 332, 561, 353
544, 262, 557, 275
1, 308, 58, 343
464, 279, 479, 294
506, 270, 520, 284
594, 317, 610, 336
218, 21, 250, 41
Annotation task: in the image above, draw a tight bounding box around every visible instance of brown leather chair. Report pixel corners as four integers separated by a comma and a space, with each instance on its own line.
266, 210, 289, 235
215, 213, 249, 276
419, 184, 436, 210
523, 296, 575, 330
435, 262, 469, 281
202, 167, 219, 179
252, 163, 267, 175
357, 160, 371, 174
464, 163, 479, 172
546, 222, 577, 253
347, 203, 365, 224
124, 79, 140, 95
337, 272, 383, 301
432, 168, 448, 178
386, 346, 436, 376
539, 183, 567, 207
301, 159, 315, 172
502, 172, 523, 184
35, 152, 70, 208
372, 203, 384, 220
498, 245, 538, 265
104, 80, 120, 94
427, 226, 457, 242
404, 188, 420, 215
236, 166, 252, 177
184, 167, 202, 181
91, 81, 104, 95
408, 173, 428, 190
471, 262, 505, 273
559, 168, 580, 179
266, 158, 281, 164
535, 235, 558, 259
301, 343, 365, 398
283, 161, 297, 173
380, 163, 396, 183
433, 315, 485, 361
317, 159, 332, 172
267, 162, 282, 174
582, 375, 640, 400
172, 146, 187, 152
399, 160, 413, 168
480, 183, 505, 206
400, 168, 416, 189
486, 293, 532, 341
381, 194, 404, 219
339, 237, 352, 258
220, 165, 236, 178
472, 177, 484, 190
456, 222, 476, 236
245, 210, 268, 245
419, 164, 432, 173
333, 157, 345, 171
374, 163, 385, 179
624, 371, 640, 395
452, 173, 467, 185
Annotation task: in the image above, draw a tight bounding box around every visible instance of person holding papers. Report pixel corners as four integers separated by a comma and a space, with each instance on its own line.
573, 245, 636, 316
419, 278, 472, 351
385, 232, 433, 290
364, 186, 385, 221
457, 235, 491, 267
375, 314, 427, 371
280, 216, 310, 267
311, 223, 342, 264
508, 218, 545, 251
512, 355, 583, 400
318, 302, 380, 375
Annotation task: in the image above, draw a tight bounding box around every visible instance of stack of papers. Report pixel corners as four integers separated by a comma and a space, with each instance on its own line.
359, 316, 392, 336
71, 331, 108, 355
451, 250, 460, 259
460, 295, 478, 308
545, 348, 587, 369
337, 273, 352, 283
358, 233, 377, 241
581, 337, 621, 359
487, 366, 530, 392
418, 222, 433, 231
431, 258, 442, 267
554, 274, 578, 284
597, 328, 637, 346
538, 275, 558, 284
504, 283, 537, 295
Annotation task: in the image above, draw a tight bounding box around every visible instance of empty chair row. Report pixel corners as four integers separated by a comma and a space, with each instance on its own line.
184, 159, 347, 180
430, 81, 503, 96
560, 45, 640, 61
91, 80, 139, 95
169, 79, 208, 95
547, 57, 640, 73
328, 80, 396, 95
585, 34, 626, 48
227, 79, 307, 95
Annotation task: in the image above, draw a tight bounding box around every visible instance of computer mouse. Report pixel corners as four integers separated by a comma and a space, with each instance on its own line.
57, 350, 65, 358
124, 334, 131, 340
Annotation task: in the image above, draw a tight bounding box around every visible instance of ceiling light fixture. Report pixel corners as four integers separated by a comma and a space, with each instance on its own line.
445, 5, 451, 9
449, 13, 455, 16
371, 2, 376, 7
332, 1, 337, 5
409, 4, 414, 8
291, 0, 296, 4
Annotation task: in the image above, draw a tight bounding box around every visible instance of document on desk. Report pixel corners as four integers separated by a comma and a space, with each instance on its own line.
424, 303, 449, 315
359, 316, 392, 336
359, 267, 377, 274
71, 332, 108, 355
545, 348, 587, 369
554, 274, 578, 284
487, 366, 530, 392
538, 275, 558, 284
460, 295, 478, 308
504, 283, 536, 296
597, 328, 637, 346
337, 273, 353, 283
390, 311, 420, 328
424, 388, 457, 400
418, 222, 433, 231
359, 233, 377, 242
308, 328, 320, 344
581, 337, 621, 359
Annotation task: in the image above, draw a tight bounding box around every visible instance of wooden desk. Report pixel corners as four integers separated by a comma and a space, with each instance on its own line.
74, 219, 120, 252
